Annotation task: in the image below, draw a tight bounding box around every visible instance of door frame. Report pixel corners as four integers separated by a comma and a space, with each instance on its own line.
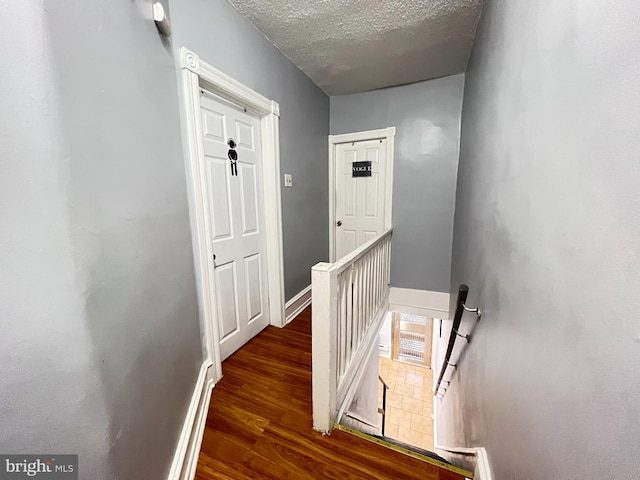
179, 47, 285, 381
328, 127, 396, 262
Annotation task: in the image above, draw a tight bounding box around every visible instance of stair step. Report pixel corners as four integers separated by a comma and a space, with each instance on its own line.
373, 434, 449, 464
335, 424, 474, 478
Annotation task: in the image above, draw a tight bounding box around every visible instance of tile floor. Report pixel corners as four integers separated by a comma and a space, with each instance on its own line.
378, 357, 434, 450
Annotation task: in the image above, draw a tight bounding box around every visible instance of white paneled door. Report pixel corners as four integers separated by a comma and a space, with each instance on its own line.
200, 92, 270, 360
335, 138, 389, 259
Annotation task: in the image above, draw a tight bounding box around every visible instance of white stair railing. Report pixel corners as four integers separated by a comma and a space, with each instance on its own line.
312, 228, 392, 433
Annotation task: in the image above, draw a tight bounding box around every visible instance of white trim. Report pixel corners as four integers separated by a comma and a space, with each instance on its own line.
168, 361, 215, 480
433, 387, 439, 452
343, 411, 378, 429
328, 127, 396, 262
181, 49, 275, 116
384, 133, 395, 231
435, 446, 493, 480
431, 318, 439, 377
475, 448, 493, 480
389, 287, 450, 320
178, 47, 286, 378
335, 301, 388, 423
284, 285, 312, 324
329, 127, 396, 145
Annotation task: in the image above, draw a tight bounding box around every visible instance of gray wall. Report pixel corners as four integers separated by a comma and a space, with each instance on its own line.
330, 76, 465, 293
0, 1, 202, 478
439, 1, 640, 478
169, 0, 330, 301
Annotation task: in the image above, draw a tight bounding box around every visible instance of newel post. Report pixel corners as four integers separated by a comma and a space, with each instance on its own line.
311, 262, 338, 433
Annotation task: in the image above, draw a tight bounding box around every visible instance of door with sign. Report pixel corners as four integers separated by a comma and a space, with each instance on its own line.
333, 131, 394, 260
200, 90, 270, 360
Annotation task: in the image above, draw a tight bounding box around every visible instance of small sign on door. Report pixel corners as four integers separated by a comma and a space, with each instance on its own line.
352, 161, 372, 177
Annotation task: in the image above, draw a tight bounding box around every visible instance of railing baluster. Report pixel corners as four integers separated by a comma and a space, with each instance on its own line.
347, 266, 354, 367
312, 229, 393, 433
360, 257, 365, 344
359, 261, 364, 354
344, 272, 350, 374
339, 273, 347, 377
352, 260, 360, 362
363, 255, 368, 333
376, 246, 381, 307
385, 238, 390, 286
371, 251, 376, 317
367, 253, 372, 327
376, 248, 380, 309
376, 246, 380, 306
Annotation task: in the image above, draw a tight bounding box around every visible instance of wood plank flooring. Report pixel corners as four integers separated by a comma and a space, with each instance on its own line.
195, 306, 465, 480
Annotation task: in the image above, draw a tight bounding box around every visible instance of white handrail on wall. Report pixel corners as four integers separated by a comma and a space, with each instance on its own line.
312, 228, 393, 433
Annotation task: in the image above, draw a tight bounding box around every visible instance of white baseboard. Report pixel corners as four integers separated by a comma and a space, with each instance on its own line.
285, 284, 312, 324
389, 287, 450, 319
475, 448, 493, 480
168, 360, 215, 480
435, 446, 493, 480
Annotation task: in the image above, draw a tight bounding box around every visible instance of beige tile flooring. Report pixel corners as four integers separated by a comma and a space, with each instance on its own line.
378, 357, 434, 451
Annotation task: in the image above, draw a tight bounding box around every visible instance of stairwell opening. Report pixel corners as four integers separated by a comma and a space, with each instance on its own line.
341, 311, 437, 452
336, 309, 476, 479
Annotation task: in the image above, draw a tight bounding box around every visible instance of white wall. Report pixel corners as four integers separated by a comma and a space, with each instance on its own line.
439, 1, 640, 478
379, 312, 393, 358
347, 346, 381, 428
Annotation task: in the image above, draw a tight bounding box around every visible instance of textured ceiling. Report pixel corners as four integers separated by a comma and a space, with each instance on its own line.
227, 0, 483, 95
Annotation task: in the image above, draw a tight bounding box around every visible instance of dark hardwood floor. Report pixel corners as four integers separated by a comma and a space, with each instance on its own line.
195, 306, 466, 480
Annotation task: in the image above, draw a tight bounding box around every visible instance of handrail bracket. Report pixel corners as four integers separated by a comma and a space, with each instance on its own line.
433, 284, 483, 398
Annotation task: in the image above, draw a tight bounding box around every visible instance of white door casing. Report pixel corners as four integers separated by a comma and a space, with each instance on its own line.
200, 92, 270, 360
179, 48, 285, 381
329, 128, 395, 261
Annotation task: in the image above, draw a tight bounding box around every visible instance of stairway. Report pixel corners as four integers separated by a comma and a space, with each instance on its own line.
194, 306, 473, 479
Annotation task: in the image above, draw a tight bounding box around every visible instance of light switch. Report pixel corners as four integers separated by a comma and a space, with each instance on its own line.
284, 174, 293, 187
